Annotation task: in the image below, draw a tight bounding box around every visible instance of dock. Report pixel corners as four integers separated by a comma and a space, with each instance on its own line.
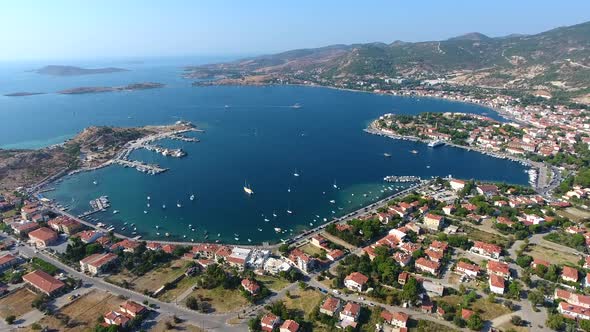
113, 159, 168, 174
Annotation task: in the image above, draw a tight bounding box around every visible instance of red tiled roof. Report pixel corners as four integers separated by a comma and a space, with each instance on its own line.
345, 272, 369, 285
23, 270, 65, 294
241, 278, 260, 293
29, 227, 57, 242
120, 301, 146, 315
473, 241, 502, 254
462, 308, 475, 320
321, 296, 341, 312
280, 319, 299, 332
416, 257, 440, 271
489, 274, 505, 289
562, 266, 579, 281
0, 253, 17, 266
487, 260, 510, 276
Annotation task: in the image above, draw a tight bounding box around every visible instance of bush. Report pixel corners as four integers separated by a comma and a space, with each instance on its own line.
5, 315, 16, 324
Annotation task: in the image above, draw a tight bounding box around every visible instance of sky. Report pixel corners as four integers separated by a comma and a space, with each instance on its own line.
1, 0, 589, 61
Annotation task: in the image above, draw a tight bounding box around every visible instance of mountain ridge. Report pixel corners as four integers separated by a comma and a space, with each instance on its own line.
185, 21, 590, 103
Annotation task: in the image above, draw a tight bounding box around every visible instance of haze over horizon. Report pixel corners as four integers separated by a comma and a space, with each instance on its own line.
1, 0, 589, 62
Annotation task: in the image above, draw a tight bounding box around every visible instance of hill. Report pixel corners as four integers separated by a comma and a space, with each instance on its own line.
185, 21, 590, 103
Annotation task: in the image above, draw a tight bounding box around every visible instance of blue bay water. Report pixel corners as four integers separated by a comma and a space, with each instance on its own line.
0, 57, 528, 244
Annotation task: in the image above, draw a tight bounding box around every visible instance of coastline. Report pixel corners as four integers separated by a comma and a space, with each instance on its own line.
364, 120, 555, 193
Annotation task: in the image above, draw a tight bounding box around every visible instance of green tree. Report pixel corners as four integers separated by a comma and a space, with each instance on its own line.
401, 277, 420, 303
546, 313, 565, 330
5, 315, 16, 324
467, 314, 483, 331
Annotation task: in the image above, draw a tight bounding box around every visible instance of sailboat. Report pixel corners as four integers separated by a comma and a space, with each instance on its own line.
333, 180, 338, 189
243, 181, 254, 195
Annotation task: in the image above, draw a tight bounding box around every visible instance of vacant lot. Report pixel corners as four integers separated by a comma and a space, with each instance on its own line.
158, 275, 199, 302
107, 260, 188, 294
528, 244, 580, 266
558, 207, 590, 223
23, 290, 122, 332
299, 243, 325, 257
256, 275, 291, 292
184, 287, 248, 313
464, 225, 509, 247
436, 295, 510, 321
0, 288, 37, 318
149, 315, 204, 332
283, 288, 324, 319
411, 320, 460, 332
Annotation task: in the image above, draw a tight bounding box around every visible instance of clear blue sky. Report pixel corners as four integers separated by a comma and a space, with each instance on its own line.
1, 0, 589, 61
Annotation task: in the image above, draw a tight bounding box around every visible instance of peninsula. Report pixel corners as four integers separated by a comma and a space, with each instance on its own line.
57, 82, 164, 95
35, 65, 128, 76
0, 121, 195, 191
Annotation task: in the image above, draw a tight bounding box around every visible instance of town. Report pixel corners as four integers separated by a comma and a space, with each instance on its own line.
2, 162, 590, 332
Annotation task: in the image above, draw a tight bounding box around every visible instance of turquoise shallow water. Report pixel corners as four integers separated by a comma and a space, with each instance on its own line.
0, 58, 528, 244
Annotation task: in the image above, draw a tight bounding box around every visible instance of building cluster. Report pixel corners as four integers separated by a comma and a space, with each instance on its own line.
102, 300, 147, 328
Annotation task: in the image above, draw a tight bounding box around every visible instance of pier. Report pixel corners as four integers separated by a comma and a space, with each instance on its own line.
142, 144, 186, 158
383, 175, 422, 183
113, 159, 168, 174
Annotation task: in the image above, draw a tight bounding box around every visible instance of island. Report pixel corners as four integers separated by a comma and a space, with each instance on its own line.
3, 92, 46, 97
0, 121, 195, 191
35, 65, 128, 76
57, 82, 165, 95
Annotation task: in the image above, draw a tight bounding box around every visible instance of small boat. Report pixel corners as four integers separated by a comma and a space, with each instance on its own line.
274, 227, 282, 233
143, 210, 148, 214
190, 194, 195, 201
156, 232, 160, 236
155, 225, 159, 229
217, 233, 221, 237
113, 210, 119, 214
147, 196, 151, 200
291, 103, 302, 109
333, 181, 338, 189
287, 187, 291, 193
121, 227, 126, 231
162, 204, 166, 209
234, 237, 239, 241
147, 203, 150, 208
177, 202, 182, 208
258, 228, 263, 232
93, 180, 98, 185
273, 212, 278, 217
243, 181, 254, 195
426, 165, 431, 168
264, 218, 270, 222
248, 239, 252, 243
329, 200, 336, 204
287, 210, 293, 214
293, 169, 300, 177
410, 150, 418, 154
383, 153, 392, 157
165, 232, 170, 237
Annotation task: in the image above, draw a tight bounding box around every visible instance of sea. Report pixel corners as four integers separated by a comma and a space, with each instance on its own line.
0, 56, 528, 244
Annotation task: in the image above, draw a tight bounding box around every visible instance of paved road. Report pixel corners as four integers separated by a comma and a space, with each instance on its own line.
14, 242, 245, 332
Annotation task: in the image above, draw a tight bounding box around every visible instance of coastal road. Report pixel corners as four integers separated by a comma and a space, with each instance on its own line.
13, 241, 245, 332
